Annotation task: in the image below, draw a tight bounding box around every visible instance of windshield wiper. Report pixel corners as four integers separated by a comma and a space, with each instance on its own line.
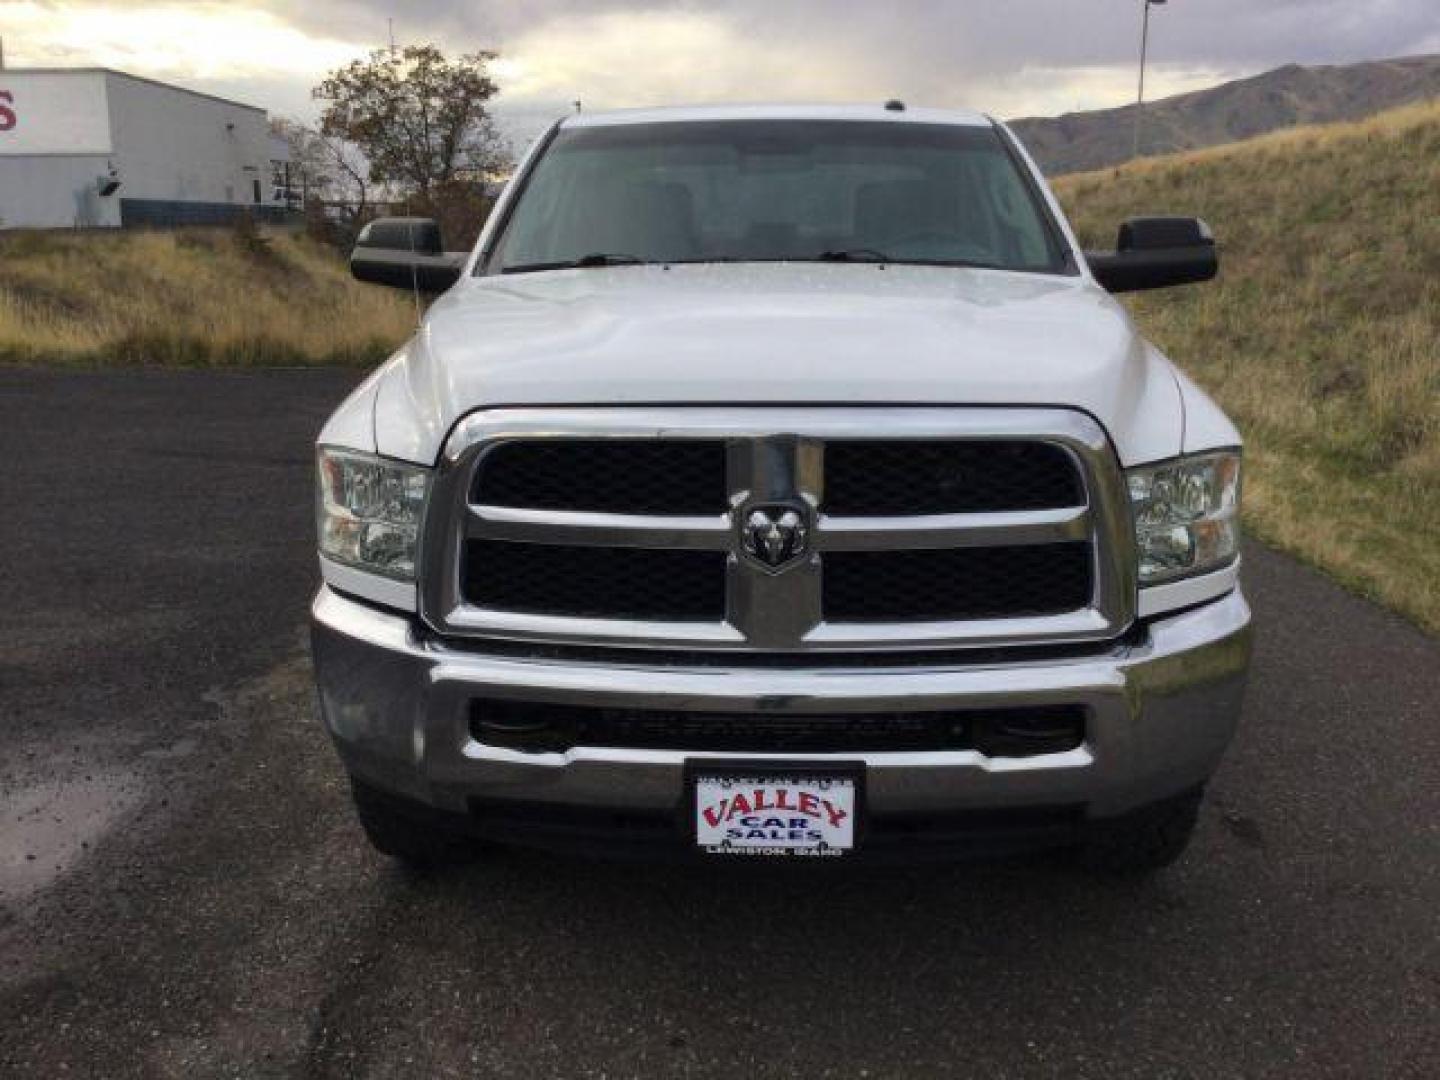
502, 253, 648, 274
813, 248, 891, 263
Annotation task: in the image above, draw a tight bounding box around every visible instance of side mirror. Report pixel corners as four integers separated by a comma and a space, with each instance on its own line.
350, 217, 463, 293
1086, 216, 1217, 293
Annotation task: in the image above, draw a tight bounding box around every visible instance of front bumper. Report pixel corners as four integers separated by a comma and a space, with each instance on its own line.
311, 585, 1252, 837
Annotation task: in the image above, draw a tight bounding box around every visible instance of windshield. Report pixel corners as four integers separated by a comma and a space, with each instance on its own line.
488, 120, 1070, 274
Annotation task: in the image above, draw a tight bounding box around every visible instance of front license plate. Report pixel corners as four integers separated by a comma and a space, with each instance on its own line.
692, 772, 858, 858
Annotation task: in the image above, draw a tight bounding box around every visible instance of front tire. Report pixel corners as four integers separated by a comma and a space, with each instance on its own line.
1079, 790, 1203, 875
350, 780, 480, 868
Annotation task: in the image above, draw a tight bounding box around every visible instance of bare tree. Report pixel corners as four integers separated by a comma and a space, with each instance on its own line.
271, 118, 372, 237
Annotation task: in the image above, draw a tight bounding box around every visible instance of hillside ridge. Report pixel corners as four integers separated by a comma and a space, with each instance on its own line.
1012, 53, 1440, 174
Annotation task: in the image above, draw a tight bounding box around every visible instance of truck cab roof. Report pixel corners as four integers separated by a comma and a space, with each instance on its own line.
560, 103, 994, 129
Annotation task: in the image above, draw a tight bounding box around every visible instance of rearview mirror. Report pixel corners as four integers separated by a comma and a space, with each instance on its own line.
350, 217, 464, 293
1086, 216, 1217, 293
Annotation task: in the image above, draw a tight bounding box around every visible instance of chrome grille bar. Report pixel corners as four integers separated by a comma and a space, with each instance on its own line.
816, 507, 1092, 551
468, 506, 731, 550
467, 505, 1091, 552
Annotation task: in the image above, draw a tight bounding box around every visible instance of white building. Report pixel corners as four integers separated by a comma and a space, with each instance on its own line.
0, 68, 292, 229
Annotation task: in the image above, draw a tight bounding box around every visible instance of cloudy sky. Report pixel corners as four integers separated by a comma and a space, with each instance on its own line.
2, 0, 1437, 144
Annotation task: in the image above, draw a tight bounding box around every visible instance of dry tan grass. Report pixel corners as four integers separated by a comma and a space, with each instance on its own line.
0, 228, 415, 367
1056, 100, 1440, 634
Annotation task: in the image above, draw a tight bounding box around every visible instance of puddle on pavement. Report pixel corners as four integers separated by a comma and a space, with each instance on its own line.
0, 769, 143, 905
0, 646, 311, 911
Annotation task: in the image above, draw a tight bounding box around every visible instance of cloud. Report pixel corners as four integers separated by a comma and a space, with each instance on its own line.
478, 2, 1319, 140
495, 9, 890, 107
2, 0, 1435, 137
0, 1, 375, 115
0, 2, 364, 75
322, 0, 1440, 138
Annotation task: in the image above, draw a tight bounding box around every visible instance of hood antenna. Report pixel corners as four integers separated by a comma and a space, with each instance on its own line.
407, 216, 423, 329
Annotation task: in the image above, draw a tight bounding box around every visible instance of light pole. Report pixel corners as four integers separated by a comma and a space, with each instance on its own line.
1133, 0, 1167, 160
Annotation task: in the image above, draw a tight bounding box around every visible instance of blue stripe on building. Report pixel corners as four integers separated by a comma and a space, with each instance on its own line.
119, 199, 298, 228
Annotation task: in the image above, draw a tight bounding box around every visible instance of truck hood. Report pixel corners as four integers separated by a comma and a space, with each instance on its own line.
370, 262, 1183, 465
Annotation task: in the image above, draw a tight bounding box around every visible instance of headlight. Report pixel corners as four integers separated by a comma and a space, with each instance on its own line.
316, 447, 431, 579
1127, 451, 1240, 585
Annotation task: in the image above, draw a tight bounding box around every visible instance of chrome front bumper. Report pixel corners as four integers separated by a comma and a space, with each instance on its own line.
311, 586, 1252, 824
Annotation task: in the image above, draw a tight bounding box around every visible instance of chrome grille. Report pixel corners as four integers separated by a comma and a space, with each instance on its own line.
422, 408, 1136, 652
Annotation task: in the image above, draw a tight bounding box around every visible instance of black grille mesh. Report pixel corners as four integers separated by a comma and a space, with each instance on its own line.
823, 543, 1092, 621
469, 700, 1086, 756
463, 539, 725, 620
474, 440, 727, 514
824, 440, 1083, 515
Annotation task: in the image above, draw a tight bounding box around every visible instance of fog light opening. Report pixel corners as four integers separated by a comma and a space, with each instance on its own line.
972, 709, 1085, 759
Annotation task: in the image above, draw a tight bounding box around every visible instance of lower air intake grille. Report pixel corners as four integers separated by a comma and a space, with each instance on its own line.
470, 700, 1086, 756
463, 539, 726, 620
823, 543, 1093, 621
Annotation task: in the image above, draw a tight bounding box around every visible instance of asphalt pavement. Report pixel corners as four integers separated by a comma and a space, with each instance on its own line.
1, 368, 1437, 1078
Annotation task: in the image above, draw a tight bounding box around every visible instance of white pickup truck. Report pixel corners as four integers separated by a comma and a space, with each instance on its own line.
312, 103, 1250, 873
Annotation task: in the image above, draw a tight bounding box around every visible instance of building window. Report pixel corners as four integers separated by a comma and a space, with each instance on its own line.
253, 178, 262, 204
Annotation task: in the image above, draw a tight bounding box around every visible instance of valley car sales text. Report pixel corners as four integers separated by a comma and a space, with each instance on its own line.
700, 786, 848, 850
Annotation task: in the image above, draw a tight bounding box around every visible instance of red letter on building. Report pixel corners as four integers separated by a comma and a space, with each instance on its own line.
0, 91, 17, 132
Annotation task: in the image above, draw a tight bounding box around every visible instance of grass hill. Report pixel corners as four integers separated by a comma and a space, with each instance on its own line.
1014, 54, 1440, 174
1055, 101, 1440, 633
0, 228, 413, 367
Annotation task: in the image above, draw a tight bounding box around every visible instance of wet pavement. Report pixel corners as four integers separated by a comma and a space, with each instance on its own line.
2, 368, 1438, 1078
